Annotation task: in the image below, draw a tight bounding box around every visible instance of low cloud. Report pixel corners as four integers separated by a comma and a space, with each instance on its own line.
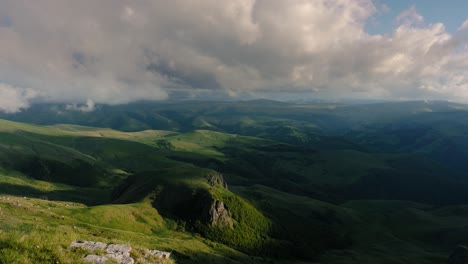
0, 0, 467, 107
65, 99, 96, 113
0, 83, 37, 113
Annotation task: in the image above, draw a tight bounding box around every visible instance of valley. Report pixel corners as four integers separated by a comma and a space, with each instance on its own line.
1, 100, 468, 263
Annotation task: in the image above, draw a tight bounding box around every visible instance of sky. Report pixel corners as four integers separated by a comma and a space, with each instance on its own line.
368, 0, 468, 34
0, 0, 467, 112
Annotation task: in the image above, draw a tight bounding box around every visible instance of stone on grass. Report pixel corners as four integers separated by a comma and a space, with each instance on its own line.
70, 241, 107, 251
71, 240, 170, 264
147, 249, 171, 259
83, 254, 108, 264
70, 240, 134, 264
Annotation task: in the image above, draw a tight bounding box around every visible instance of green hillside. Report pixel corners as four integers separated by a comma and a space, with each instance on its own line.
1, 101, 468, 263
0, 120, 297, 263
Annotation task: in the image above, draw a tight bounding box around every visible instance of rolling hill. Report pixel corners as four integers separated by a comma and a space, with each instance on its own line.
1, 100, 468, 263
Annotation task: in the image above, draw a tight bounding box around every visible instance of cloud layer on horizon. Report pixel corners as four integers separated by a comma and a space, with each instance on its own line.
0, 0, 467, 112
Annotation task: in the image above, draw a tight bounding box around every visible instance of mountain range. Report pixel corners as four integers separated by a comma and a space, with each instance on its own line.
1, 100, 468, 263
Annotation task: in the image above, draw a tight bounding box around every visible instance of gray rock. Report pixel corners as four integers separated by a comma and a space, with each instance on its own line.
206, 172, 228, 189
147, 249, 171, 259
83, 254, 108, 264
106, 243, 134, 264
70, 241, 134, 264
205, 199, 234, 228
70, 240, 170, 264
106, 243, 132, 255
449, 245, 468, 264
107, 253, 134, 264
70, 241, 107, 251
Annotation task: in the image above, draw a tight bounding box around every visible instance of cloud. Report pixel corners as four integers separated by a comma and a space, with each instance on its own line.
458, 19, 468, 31
395, 5, 424, 26
65, 99, 96, 112
0, 0, 467, 104
0, 83, 37, 113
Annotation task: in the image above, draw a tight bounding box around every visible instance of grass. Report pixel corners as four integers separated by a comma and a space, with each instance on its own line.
163, 130, 236, 158
0, 193, 254, 264
0, 170, 110, 205
0, 121, 271, 263
0, 117, 467, 264
0, 119, 174, 143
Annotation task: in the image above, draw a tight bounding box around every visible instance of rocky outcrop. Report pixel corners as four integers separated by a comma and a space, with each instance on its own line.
206, 172, 228, 189
449, 245, 468, 264
204, 173, 233, 228
152, 182, 234, 229
70, 240, 171, 264
202, 198, 234, 228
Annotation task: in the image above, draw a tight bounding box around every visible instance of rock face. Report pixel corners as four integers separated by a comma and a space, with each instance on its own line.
70, 240, 171, 264
449, 245, 468, 264
152, 181, 234, 229
203, 198, 234, 228
206, 172, 228, 190
204, 172, 234, 228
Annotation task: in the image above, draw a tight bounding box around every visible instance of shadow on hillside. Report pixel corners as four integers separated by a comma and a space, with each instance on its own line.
0, 183, 109, 205
172, 249, 258, 264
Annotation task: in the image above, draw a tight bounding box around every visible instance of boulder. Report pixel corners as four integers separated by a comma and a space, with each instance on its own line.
106, 243, 134, 264
70, 240, 134, 264
83, 254, 108, 264
147, 249, 171, 259
70, 241, 107, 251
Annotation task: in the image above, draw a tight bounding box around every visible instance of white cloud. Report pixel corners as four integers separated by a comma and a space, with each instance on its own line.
395, 5, 424, 26
0, 0, 466, 103
0, 83, 37, 113
458, 19, 468, 31
66, 99, 96, 112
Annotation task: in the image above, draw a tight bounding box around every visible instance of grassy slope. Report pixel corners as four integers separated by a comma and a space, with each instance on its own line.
0, 120, 282, 263
0, 118, 467, 263
0, 196, 250, 263
235, 185, 453, 264
0, 168, 264, 264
